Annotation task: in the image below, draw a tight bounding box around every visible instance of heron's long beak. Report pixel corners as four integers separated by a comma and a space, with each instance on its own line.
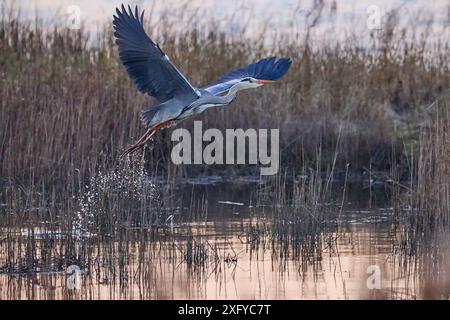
255, 79, 275, 84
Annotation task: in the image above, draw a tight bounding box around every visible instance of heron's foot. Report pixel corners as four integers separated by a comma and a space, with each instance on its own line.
120, 120, 177, 158
120, 142, 146, 158
120, 127, 157, 158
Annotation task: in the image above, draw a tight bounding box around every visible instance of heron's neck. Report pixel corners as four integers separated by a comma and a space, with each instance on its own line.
220, 82, 244, 103
230, 82, 247, 95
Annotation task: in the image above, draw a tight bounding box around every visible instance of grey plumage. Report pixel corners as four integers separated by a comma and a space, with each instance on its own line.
113, 4, 199, 104
113, 5, 291, 156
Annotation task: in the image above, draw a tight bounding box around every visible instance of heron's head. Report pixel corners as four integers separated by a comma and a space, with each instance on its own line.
235, 77, 275, 90
227, 77, 275, 96
244, 77, 274, 86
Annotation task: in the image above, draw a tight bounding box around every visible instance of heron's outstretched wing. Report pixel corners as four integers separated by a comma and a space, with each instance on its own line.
203, 57, 292, 96
113, 5, 199, 103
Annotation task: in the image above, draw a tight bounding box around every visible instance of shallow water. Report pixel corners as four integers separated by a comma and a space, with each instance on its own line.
0, 181, 445, 300
0, 218, 416, 299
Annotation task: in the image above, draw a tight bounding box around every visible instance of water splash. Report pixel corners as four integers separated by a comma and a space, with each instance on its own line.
75, 158, 162, 234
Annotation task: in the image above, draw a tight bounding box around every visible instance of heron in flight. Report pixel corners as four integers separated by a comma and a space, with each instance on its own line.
113, 5, 292, 157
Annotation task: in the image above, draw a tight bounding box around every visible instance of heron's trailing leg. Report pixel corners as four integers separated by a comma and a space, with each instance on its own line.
121, 120, 176, 158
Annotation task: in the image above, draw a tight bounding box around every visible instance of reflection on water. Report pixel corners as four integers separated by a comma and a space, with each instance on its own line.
0, 219, 416, 299
0, 181, 446, 300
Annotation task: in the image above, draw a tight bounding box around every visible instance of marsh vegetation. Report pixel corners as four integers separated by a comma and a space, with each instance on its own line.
0, 1, 449, 299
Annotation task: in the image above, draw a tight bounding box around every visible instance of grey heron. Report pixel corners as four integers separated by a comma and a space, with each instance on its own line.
113, 5, 292, 157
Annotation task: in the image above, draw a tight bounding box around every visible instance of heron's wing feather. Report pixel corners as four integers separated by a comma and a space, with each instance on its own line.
113, 5, 199, 103
203, 57, 292, 95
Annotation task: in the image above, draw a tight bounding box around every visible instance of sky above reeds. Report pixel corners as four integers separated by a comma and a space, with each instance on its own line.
13, 0, 450, 44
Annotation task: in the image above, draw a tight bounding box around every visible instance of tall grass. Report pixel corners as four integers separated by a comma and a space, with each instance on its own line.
1, 1, 450, 299
399, 97, 450, 298
1, 3, 449, 186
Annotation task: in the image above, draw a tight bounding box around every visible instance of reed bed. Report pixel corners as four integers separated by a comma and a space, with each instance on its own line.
0, 1, 449, 299
1, 2, 449, 185
398, 97, 450, 299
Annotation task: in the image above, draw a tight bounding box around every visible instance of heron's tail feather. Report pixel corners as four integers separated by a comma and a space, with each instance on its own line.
140, 106, 160, 128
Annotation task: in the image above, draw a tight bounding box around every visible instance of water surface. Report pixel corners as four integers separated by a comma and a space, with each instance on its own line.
0, 181, 431, 300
